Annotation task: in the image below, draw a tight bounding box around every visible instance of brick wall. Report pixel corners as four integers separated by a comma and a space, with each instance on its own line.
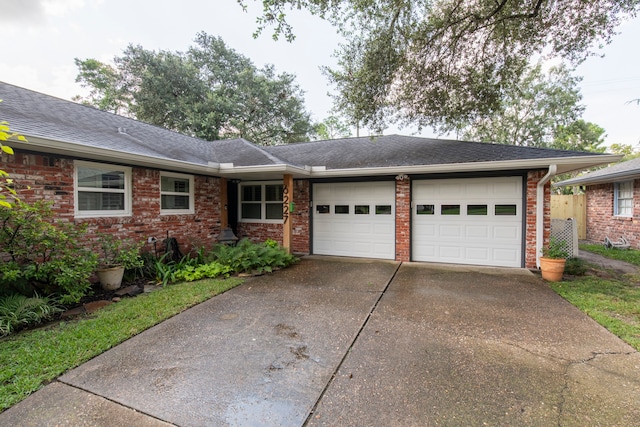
395, 177, 411, 261
586, 181, 640, 248
3, 151, 223, 255
525, 170, 550, 269
236, 179, 310, 255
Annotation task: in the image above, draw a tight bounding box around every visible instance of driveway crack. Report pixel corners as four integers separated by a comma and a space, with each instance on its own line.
302, 262, 403, 426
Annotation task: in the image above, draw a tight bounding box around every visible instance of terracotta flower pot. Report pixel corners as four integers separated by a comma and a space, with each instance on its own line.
540, 257, 566, 282
96, 265, 125, 290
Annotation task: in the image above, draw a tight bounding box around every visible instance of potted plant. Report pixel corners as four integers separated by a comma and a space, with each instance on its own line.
540, 237, 569, 282
95, 233, 144, 290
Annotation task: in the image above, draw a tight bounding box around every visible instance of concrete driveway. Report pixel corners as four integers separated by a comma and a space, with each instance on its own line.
2, 257, 639, 426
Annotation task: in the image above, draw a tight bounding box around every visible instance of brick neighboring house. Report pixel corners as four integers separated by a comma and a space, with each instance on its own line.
0, 82, 620, 269
555, 157, 640, 249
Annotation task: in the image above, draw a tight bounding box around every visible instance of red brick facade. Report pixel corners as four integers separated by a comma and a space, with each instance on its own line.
525, 170, 551, 269
3, 150, 550, 267
395, 178, 411, 261
236, 179, 310, 255
585, 180, 640, 249
4, 151, 223, 255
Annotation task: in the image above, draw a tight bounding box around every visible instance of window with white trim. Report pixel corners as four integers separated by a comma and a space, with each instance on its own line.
160, 172, 194, 214
75, 161, 131, 217
239, 182, 283, 222
614, 181, 633, 217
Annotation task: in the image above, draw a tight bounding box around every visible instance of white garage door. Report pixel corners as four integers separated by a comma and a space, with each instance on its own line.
313, 182, 395, 259
412, 177, 523, 267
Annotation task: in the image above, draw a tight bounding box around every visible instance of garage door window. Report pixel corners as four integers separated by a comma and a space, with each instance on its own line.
442, 205, 460, 215
240, 182, 283, 222
355, 205, 370, 214
316, 205, 330, 214
467, 205, 488, 215
335, 205, 349, 214
495, 204, 517, 215
417, 204, 434, 215
376, 205, 392, 215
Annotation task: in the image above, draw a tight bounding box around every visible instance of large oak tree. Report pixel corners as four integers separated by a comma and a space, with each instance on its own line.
242, 0, 639, 134
74, 32, 315, 145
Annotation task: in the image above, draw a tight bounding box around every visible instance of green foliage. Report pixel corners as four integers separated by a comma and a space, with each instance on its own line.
0, 201, 98, 303
0, 293, 62, 337
212, 239, 297, 274
243, 1, 638, 133
0, 99, 27, 208
74, 32, 315, 145
564, 257, 588, 276
580, 243, 640, 267
95, 233, 144, 270
0, 276, 242, 411
313, 115, 352, 140
541, 237, 569, 259
457, 64, 605, 148
172, 262, 233, 282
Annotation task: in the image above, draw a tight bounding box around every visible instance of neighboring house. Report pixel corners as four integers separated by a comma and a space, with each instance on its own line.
0, 82, 620, 269
555, 157, 640, 249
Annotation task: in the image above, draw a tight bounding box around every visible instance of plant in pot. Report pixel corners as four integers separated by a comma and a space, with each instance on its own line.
540, 237, 569, 282
95, 233, 144, 290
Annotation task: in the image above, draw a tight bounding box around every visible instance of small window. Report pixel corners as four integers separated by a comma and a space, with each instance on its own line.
416, 204, 434, 215
75, 161, 131, 217
239, 182, 284, 222
355, 205, 370, 214
614, 181, 633, 217
316, 205, 330, 214
441, 205, 460, 215
335, 205, 349, 214
467, 205, 487, 215
376, 205, 392, 215
160, 172, 194, 214
495, 205, 517, 216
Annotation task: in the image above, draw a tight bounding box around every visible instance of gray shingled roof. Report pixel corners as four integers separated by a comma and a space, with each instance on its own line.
0, 82, 282, 168
1, 82, 618, 177
555, 157, 640, 186
265, 135, 602, 169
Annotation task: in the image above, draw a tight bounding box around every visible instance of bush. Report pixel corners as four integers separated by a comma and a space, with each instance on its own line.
212, 239, 297, 274
565, 257, 588, 276
0, 201, 98, 303
0, 293, 62, 337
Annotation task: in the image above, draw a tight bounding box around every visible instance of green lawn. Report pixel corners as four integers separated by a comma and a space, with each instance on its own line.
0, 277, 242, 412
549, 244, 640, 352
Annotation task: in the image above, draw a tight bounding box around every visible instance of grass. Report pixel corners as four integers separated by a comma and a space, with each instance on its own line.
0, 277, 242, 412
549, 244, 640, 352
580, 242, 640, 266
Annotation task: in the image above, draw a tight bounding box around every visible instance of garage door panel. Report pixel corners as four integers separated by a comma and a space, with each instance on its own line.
313, 182, 395, 260
413, 177, 523, 268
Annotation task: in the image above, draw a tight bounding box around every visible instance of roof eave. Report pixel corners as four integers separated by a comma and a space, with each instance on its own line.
308, 154, 621, 178
11, 135, 221, 175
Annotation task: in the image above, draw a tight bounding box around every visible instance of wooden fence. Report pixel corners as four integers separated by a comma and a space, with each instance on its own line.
550, 194, 586, 239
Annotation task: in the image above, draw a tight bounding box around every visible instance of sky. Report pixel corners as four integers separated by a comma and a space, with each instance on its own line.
2, 0, 640, 147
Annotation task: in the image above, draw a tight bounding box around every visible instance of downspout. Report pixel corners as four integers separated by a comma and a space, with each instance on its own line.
536, 165, 557, 268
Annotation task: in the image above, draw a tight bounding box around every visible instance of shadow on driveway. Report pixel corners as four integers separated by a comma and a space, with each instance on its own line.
2, 258, 639, 426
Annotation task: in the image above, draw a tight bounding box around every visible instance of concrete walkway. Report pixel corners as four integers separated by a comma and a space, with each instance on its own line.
1, 257, 639, 426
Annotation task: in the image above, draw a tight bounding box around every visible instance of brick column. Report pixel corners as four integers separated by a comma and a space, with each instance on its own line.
395, 177, 411, 261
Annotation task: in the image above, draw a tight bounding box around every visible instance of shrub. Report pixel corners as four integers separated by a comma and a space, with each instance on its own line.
212, 239, 297, 274
0, 293, 63, 337
0, 201, 98, 303
565, 257, 588, 276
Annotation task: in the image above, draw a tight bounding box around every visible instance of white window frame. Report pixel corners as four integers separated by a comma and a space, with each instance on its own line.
160, 171, 195, 215
614, 180, 634, 217
74, 160, 132, 218
238, 181, 284, 223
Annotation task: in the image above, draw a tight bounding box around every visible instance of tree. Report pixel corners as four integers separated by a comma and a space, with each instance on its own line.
74, 32, 315, 145
0, 100, 27, 208
313, 115, 352, 140
455, 64, 605, 150
242, 0, 639, 133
